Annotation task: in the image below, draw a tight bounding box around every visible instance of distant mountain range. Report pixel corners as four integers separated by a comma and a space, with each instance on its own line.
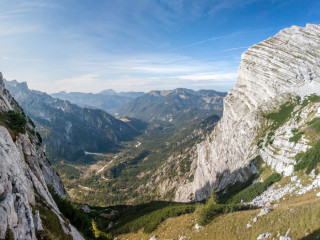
99, 89, 145, 98
112, 88, 226, 127
51, 89, 145, 112
4, 80, 145, 161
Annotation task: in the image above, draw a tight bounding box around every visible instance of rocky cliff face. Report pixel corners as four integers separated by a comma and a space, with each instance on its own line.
0, 73, 83, 239
176, 24, 320, 202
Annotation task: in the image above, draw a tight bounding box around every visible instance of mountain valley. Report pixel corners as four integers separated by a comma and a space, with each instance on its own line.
5, 80, 226, 206
4, 80, 145, 162
2, 23, 320, 240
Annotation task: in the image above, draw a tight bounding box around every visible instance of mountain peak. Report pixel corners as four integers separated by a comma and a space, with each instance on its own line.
99, 89, 117, 95
176, 24, 320, 202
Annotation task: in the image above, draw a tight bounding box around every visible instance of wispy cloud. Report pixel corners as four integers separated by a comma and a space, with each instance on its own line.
176, 72, 238, 81
221, 46, 250, 52
167, 35, 227, 52
167, 27, 276, 52
0, 22, 41, 36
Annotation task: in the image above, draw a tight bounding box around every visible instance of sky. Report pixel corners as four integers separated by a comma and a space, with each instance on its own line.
0, 0, 320, 94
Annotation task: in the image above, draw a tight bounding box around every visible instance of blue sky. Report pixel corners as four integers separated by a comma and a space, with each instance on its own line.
0, 0, 319, 93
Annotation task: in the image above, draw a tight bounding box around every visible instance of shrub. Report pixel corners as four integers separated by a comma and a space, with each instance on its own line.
295, 140, 320, 174
266, 101, 295, 131
227, 173, 281, 204
48, 185, 95, 239
7, 110, 27, 133
37, 206, 72, 240
196, 190, 251, 226
302, 94, 320, 107
289, 133, 302, 143
110, 201, 195, 234
5, 229, 14, 240
291, 128, 299, 134
92, 221, 113, 240
308, 117, 320, 133
217, 174, 258, 204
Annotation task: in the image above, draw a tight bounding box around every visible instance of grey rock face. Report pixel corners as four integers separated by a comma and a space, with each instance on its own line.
0, 73, 83, 239
176, 24, 320, 201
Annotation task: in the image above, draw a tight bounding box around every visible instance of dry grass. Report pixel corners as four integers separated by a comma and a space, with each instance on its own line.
117, 190, 320, 240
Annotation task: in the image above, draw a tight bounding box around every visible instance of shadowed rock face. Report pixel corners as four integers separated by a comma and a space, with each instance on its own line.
0, 73, 83, 239
175, 24, 320, 202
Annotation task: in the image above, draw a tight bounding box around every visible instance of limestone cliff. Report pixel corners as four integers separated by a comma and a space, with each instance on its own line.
175, 24, 320, 202
0, 73, 83, 239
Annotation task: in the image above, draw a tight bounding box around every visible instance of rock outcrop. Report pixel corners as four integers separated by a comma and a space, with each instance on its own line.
0, 73, 84, 239
176, 24, 320, 201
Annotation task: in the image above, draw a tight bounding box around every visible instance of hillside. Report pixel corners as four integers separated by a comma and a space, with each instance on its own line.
4, 80, 145, 162
51, 90, 144, 113
0, 73, 85, 239
116, 191, 320, 239
112, 88, 226, 127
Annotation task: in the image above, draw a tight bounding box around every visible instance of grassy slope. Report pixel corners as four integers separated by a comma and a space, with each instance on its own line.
117, 190, 320, 240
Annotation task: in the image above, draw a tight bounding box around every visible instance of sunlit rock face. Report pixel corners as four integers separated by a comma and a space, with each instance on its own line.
175, 24, 320, 202
0, 73, 84, 240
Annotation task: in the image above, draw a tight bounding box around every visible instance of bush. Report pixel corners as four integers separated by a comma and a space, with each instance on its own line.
217, 174, 258, 204
48, 185, 95, 239
5, 229, 14, 240
110, 201, 195, 234
302, 94, 320, 107
36, 229, 54, 240
92, 221, 113, 240
7, 110, 27, 133
227, 173, 281, 204
266, 101, 295, 131
289, 133, 303, 143
196, 190, 251, 226
308, 117, 320, 133
295, 140, 320, 174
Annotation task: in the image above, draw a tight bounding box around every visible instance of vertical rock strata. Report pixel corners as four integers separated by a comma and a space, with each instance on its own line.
0, 73, 83, 239
176, 24, 320, 201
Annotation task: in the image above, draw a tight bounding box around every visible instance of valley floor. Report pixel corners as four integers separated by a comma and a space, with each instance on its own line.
117, 190, 320, 240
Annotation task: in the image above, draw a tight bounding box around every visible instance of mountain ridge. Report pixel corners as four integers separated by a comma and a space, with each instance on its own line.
4, 79, 145, 162
112, 88, 226, 126
51, 89, 145, 112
